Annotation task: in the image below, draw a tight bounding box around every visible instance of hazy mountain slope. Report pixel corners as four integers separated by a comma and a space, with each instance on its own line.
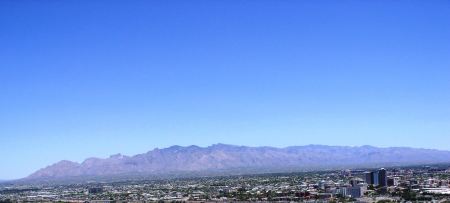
27, 144, 450, 180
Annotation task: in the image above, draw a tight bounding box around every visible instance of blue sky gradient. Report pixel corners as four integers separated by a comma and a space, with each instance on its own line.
1, 0, 450, 179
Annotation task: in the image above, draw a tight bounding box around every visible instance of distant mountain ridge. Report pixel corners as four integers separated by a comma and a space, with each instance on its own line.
26, 144, 450, 181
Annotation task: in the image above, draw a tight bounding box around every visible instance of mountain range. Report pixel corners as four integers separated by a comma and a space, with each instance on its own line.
25, 144, 450, 182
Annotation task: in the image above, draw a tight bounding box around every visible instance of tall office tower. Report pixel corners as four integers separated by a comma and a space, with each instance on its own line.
364, 171, 373, 185
378, 168, 387, 187
373, 171, 379, 186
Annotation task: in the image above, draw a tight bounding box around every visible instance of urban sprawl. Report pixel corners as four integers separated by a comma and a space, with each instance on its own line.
1, 165, 450, 202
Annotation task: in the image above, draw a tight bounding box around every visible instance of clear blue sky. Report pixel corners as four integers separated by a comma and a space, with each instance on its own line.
1, 0, 449, 180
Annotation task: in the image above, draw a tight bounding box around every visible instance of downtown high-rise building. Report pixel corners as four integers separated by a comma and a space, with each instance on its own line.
365, 168, 387, 187
373, 171, 379, 185
364, 171, 373, 185
378, 168, 387, 187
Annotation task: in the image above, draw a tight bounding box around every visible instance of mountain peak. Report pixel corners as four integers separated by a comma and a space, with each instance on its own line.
109, 153, 126, 159
210, 143, 238, 148
54, 160, 80, 166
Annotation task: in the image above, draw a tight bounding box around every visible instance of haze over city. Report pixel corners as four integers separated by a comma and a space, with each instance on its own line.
1, 0, 449, 182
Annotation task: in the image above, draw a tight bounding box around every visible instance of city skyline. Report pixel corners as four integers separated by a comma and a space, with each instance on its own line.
1, 0, 450, 180
4, 165, 450, 202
